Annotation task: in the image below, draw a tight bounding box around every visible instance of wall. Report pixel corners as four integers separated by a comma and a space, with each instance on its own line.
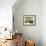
0, 0, 16, 30
41, 0, 46, 46
13, 0, 41, 46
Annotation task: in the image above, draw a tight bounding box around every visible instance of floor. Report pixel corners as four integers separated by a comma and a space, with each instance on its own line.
0, 39, 16, 46
0, 33, 23, 46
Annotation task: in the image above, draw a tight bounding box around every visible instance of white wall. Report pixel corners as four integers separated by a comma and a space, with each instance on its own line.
41, 0, 46, 46
13, 0, 41, 46
13, 0, 46, 46
0, 0, 16, 29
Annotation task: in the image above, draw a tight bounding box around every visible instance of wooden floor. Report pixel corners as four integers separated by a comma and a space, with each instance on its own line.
0, 39, 16, 46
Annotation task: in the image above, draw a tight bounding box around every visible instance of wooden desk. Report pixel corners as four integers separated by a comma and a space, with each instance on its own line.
13, 33, 23, 46
13, 33, 22, 39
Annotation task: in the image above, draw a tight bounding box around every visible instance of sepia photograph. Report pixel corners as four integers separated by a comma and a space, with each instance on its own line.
23, 15, 36, 26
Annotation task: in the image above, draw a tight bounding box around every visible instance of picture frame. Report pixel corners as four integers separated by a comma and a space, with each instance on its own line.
23, 15, 36, 26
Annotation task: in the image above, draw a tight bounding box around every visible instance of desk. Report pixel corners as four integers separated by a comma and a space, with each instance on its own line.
13, 33, 23, 46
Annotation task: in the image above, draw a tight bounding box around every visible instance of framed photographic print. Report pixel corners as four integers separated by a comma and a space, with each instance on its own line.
23, 15, 36, 26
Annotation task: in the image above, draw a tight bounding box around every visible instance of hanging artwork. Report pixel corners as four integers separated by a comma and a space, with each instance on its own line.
23, 15, 36, 26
